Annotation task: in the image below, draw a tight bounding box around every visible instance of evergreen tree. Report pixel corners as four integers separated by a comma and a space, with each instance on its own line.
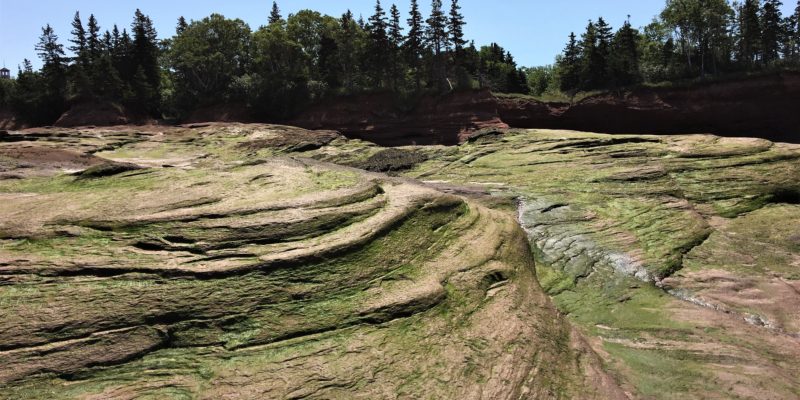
477, 43, 522, 92
448, 0, 466, 53
426, 0, 449, 55
85, 14, 104, 95
22, 59, 34, 74
87, 14, 102, 64
388, 4, 405, 89
780, 9, 796, 59
389, 4, 404, 48
103, 30, 113, 52
461, 40, 480, 75
69, 12, 87, 66
595, 17, 613, 83
576, 17, 613, 89
337, 10, 363, 93
502, 52, 528, 93
761, 0, 784, 62
130, 9, 160, 111
111, 25, 121, 51
97, 29, 123, 98
177, 17, 188, 35
739, 0, 763, 64
610, 19, 641, 86
269, 2, 283, 25
426, 0, 450, 90
558, 32, 581, 93
578, 20, 599, 89
794, 1, 800, 58
68, 12, 91, 98
33, 24, 68, 123
37, 25, 67, 80
448, 0, 468, 87
405, 0, 425, 90
11, 60, 47, 124
113, 27, 135, 91
366, 0, 390, 86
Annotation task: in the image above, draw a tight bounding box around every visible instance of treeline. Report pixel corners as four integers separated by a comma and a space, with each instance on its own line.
0, 0, 529, 125
530, 0, 800, 96
0, 10, 160, 125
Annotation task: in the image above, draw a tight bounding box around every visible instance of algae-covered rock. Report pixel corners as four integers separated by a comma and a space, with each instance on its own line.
2, 123, 798, 399
0, 125, 623, 399
394, 129, 800, 399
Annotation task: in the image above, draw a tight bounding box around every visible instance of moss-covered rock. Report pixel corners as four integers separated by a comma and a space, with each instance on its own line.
390, 129, 800, 400
0, 125, 621, 399
3, 124, 798, 399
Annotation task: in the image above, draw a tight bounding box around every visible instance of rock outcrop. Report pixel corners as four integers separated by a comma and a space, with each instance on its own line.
386, 129, 800, 399
0, 125, 624, 399
2, 123, 799, 399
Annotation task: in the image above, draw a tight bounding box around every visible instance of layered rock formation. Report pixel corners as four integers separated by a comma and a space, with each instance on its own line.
0, 125, 622, 399
389, 130, 800, 399
2, 124, 799, 399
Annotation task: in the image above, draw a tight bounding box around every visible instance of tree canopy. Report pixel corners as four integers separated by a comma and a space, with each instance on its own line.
549, 0, 800, 95
6, 1, 529, 124
6, 0, 800, 124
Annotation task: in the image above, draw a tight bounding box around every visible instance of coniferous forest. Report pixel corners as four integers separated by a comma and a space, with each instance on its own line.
1, 0, 800, 125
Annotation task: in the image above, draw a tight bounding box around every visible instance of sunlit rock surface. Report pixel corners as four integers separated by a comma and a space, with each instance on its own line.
0, 125, 623, 399
384, 129, 800, 399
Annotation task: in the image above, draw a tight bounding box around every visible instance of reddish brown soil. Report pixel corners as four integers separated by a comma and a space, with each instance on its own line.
54, 101, 154, 127
184, 102, 255, 124
290, 91, 507, 146
0, 145, 105, 177
0, 108, 24, 130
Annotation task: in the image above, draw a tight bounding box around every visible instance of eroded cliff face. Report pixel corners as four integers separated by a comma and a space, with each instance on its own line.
290, 90, 507, 146
0, 125, 623, 399
291, 72, 800, 145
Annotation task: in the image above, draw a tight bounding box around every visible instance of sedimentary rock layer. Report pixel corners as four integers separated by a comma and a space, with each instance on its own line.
0, 125, 622, 399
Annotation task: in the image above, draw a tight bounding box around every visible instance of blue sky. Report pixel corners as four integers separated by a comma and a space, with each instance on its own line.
1, 0, 797, 74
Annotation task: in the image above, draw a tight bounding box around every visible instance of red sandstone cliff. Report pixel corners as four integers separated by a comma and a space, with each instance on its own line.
291, 72, 800, 145
18, 72, 800, 145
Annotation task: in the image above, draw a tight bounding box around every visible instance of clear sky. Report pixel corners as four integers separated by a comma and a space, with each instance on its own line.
1, 0, 797, 75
